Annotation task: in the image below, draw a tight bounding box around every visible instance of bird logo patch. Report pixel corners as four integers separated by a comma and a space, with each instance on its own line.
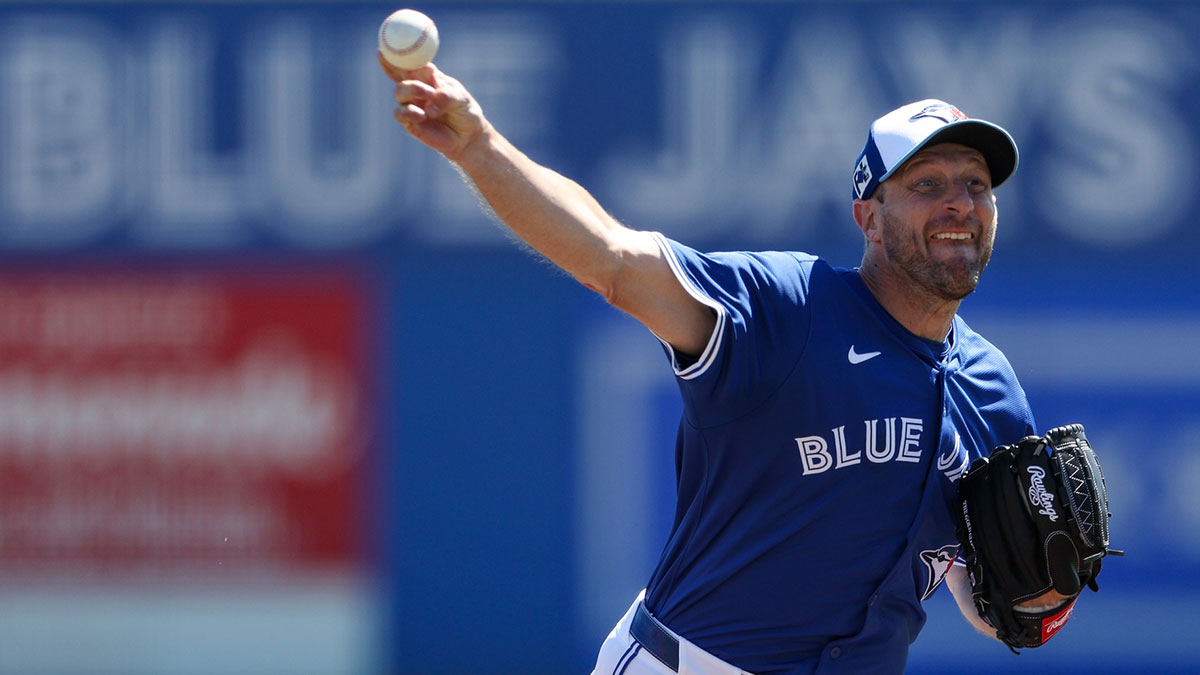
910, 103, 968, 124
919, 544, 959, 601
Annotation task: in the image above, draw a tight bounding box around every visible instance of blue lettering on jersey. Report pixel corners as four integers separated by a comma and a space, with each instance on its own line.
937, 432, 970, 482
794, 417, 924, 475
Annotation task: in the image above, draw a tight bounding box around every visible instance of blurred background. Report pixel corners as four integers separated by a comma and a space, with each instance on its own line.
0, 1, 1196, 673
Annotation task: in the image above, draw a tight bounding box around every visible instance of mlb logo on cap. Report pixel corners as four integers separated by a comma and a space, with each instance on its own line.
852, 155, 873, 200
851, 99, 1019, 200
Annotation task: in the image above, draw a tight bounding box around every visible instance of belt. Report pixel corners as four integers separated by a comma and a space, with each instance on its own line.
631, 601, 680, 671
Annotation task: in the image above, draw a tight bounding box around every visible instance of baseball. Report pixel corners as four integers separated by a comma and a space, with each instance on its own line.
378, 9, 439, 70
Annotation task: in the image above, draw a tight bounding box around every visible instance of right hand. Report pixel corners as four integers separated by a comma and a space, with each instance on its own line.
378, 53, 488, 162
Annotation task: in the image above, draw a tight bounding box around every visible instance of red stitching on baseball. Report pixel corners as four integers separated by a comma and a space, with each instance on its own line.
382, 22, 429, 56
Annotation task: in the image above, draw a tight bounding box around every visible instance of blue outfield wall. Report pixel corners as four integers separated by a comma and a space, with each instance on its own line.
0, 1, 1197, 673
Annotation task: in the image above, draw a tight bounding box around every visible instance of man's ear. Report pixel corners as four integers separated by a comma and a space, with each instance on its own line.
853, 198, 882, 243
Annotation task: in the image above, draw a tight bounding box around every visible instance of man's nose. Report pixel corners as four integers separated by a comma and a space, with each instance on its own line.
943, 182, 974, 214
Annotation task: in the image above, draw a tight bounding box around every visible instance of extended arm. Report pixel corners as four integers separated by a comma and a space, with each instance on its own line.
380, 56, 715, 356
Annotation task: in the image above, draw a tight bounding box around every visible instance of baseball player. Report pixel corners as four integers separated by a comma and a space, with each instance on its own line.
381, 53, 1077, 673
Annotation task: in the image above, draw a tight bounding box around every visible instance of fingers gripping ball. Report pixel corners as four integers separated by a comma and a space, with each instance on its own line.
956, 424, 1123, 651
378, 9, 439, 70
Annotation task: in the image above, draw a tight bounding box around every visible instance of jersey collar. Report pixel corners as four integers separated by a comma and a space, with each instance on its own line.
843, 268, 960, 367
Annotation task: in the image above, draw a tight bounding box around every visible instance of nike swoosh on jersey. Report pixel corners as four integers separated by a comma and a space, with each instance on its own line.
847, 345, 882, 364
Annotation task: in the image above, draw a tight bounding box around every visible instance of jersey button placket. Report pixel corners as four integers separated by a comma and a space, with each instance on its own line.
829, 646, 843, 659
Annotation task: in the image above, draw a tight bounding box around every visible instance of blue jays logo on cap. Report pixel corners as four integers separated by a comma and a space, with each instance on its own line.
910, 103, 968, 125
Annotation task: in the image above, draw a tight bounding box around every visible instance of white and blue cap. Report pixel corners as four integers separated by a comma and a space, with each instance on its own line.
851, 99, 1018, 200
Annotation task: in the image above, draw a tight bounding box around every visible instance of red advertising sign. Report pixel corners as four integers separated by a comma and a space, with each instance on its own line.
0, 267, 369, 576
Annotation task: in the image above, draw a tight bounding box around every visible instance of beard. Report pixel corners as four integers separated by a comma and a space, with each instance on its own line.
880, 211, 994, 301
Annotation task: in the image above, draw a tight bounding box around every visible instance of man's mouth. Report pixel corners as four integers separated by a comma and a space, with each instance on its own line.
932, 232, 973, 240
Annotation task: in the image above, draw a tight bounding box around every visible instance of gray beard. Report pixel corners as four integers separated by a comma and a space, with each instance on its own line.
881, 213, 992, 301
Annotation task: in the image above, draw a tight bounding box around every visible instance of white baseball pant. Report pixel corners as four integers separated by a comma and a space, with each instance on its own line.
591, 590, 753, 675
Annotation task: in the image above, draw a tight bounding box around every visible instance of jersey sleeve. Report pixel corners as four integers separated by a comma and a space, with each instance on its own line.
650, 233, 815, 426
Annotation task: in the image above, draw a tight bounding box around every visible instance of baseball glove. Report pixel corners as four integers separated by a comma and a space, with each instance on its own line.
956, 424, 1123, 651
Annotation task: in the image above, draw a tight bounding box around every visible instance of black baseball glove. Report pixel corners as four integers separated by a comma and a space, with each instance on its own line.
956, 424, 1123, 651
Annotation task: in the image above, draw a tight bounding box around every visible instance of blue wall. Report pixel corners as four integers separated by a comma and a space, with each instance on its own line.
1, 1, 1197, 672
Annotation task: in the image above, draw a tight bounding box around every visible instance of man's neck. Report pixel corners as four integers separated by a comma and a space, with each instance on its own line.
858, 260, 961, 343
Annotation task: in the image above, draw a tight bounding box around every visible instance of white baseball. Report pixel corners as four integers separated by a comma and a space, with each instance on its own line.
378, 9, 439, 70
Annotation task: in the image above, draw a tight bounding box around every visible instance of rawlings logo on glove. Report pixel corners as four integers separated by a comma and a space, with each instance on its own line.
1025, 466, 1058, 521
955, 424, 1123, 651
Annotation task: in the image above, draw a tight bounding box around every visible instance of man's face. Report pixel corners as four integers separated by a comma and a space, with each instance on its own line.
875, 143, 998, 301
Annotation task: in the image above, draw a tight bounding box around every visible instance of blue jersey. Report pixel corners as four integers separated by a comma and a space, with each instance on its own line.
642, 234, 1035, 674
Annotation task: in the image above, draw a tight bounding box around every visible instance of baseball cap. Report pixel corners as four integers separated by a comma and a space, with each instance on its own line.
851, 99, 1018, 200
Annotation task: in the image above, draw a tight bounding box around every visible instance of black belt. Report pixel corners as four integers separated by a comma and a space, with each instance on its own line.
631, 601, 680, 671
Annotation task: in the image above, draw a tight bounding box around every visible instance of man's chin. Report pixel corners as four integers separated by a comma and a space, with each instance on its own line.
924, 267, 982, 301
934, 256, 988, 299
939, 283, 978, 301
